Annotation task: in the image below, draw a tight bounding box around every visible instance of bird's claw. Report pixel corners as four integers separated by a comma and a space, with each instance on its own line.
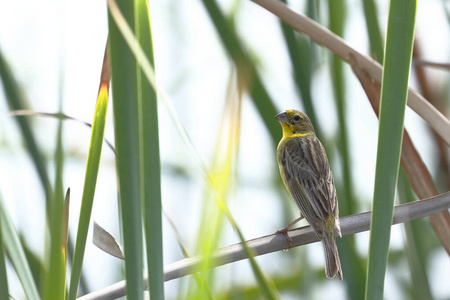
276, 226, 293, 250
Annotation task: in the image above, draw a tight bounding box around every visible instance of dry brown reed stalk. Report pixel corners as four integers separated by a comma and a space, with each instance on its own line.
413, 41, 450, 190
250, 0, 450, 146
349, 54, 450, 254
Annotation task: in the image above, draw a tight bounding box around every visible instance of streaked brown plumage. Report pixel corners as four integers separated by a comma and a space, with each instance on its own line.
275, 109, 343, 280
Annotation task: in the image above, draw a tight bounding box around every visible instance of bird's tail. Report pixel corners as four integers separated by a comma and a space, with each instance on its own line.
321, 230, 343, 280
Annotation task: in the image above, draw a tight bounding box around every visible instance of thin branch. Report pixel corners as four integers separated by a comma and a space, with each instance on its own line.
249, 0, 450, 147
413, 59, 450, 70
77, 192, 450, 300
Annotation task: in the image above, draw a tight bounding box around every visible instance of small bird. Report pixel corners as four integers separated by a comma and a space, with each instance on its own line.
275, 109, 343, 280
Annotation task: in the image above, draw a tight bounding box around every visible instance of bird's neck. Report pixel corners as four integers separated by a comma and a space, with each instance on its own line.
281, 124, 313, 139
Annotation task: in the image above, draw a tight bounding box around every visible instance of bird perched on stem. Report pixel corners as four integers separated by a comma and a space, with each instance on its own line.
275, 109, 343, 280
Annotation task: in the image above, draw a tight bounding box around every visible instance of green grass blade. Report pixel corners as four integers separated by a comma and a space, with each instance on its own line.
206, 88, 279, 299
397, 171, 433, 300
201, 0, 280, 144
105, 7, 273, 298
0, 196, 9, 300
328, 0, 353, 215
221, 203, 280, 300
164, 211, 213, 299
20, 238, 45, 297
75, 189, 450, 299
251, 0, 450, 146
362, 0, 384, 63
327, 2, 365, 297
135, 0, 164, 299
365, 1, 417, 299
107, 0, 144, 298
337, 237, 366, 298
0, 194, 39, 300
249, 76, 281, 143
0, 48, 52, 211
279, 0, 321, 138
68, 85, 109, 300
106, 0, 215, 182
191, 79, 240, 297
1, 50, 94, 295
46, 112, 66, 300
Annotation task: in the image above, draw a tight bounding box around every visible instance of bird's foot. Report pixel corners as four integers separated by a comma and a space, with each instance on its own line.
275, 216, 304, 250
276, 226, 293, 250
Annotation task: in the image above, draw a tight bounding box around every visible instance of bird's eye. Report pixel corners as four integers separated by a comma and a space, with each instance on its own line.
293, 115, 301, 121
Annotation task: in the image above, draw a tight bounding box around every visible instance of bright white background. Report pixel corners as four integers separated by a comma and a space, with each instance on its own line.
0, 0, 449, 299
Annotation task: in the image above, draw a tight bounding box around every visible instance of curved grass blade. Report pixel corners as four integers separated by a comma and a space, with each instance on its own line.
68, 81, 109, 299
0, 48, 52, 214
8, 110, 116, 155
192, 74, 239, 298
1, 48, 90, 296
201, 0, 280, 144
365, 1, 417, 299
134, 0, 164, 298
194, 73, 278, 300
0, 194, 39, 300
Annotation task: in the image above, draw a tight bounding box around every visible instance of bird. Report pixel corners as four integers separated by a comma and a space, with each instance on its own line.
275, 109, 343, 280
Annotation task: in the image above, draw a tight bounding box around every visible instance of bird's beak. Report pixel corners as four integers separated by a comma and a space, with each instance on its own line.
275, 112, 288, 123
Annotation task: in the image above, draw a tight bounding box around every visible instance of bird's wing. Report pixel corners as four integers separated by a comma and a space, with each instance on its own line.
280, 137, 338, 237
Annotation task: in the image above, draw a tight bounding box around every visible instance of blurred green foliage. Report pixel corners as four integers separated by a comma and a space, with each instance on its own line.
0, 0, 448, 299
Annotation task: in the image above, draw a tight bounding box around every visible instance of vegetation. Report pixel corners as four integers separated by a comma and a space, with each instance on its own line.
0, 0, 449, 299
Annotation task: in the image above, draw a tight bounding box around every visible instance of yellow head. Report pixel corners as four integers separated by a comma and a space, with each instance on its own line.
275, 109, 315, 138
